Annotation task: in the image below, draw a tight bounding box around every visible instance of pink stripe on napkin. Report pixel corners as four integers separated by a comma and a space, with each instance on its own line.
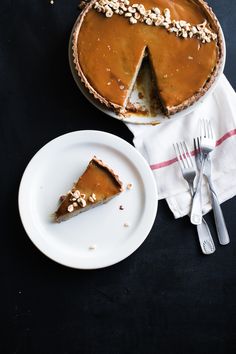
150, 128, 236, 171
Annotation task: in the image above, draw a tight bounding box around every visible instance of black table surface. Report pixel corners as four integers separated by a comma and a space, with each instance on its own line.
1, 1, 236, 353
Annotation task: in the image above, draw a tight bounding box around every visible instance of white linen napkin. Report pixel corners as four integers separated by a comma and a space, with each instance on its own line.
127, 75, 236, 218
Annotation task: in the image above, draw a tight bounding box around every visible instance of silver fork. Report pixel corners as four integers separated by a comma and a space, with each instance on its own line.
174, 142, 215, 255
191, 119, 216, 225
194, 138, 230, 245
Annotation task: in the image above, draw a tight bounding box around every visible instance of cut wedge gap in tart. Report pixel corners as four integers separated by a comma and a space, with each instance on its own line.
126, 50, 162, 117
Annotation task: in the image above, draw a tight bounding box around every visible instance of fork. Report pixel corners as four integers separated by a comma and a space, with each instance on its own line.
174, 142, 215, 255
194, 137, 230, 245
190, 119, 216, 225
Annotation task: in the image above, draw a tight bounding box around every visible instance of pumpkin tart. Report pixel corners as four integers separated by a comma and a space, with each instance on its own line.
54, 157, 123, 222
72, 0, 223, 116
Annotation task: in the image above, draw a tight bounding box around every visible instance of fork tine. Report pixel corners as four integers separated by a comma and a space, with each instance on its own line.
174, 143, 183, 167
179, 142, 190, 168
197, 137, 201, 151
184, 141, 194, 168
173, 143, 178, 159
194, 137, 197, 152
196, 137, 203, 163
173, 143, 184, 171
181, 141, 190, 168
194, 137, 199, 155
194, 137, 199, 152
179, 142, 188, 169
173, 143, 181, 166
175, 143, 187, 170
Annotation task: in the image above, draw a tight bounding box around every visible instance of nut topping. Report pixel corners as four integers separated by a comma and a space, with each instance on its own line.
93, 1, 217, 43
73, 190, 80, 199
67, 204, 74, 213
105, 10, 113, 17
145, 18, 153, 25
77, 197, 87, 208
89, 193, 97, 203
91, 193, 96, 201
128, 6, 135, 13
130, 17, 137, 24
152, 7, 160, 15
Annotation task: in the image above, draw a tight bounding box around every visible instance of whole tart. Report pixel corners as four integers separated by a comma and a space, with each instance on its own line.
55, 157, 123, 222
72, 0, 223, 116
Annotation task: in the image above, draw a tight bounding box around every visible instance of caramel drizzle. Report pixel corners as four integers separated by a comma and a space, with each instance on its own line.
93, 0, 217, 43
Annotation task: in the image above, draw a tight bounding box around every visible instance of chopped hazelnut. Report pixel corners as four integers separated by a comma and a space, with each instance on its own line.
91, 193, 96, 201
78, 198, 86, 208
73, 190, 80, 199
67, 204, 74, 213
130, 17, 137, 24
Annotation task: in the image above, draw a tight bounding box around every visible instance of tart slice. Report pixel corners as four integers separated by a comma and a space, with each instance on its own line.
54, 157, 123, 222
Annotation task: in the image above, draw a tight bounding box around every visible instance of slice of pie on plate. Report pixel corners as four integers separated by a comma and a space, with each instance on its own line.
54, 157, 123, 222
72, 0, 223, 116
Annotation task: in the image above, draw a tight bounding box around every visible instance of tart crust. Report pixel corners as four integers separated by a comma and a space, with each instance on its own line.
91, 157, 124, 191
72, 0, 223, 116
72, 2, 121, 112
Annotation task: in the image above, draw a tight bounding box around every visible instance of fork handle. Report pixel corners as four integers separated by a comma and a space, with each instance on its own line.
190, 160, 206, 225
196, 218, 215, 254
189, 186, 215, 255
207, 180, 230, 245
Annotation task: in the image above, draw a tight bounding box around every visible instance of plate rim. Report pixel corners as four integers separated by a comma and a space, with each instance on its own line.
18, 130, 158, 269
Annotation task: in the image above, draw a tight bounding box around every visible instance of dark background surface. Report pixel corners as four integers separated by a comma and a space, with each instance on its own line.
1, 0, 236, 353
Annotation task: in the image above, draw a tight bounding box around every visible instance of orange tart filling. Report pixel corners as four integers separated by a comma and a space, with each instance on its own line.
72, 0, 223, 115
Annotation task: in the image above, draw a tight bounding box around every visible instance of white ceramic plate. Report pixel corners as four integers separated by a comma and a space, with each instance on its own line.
18, 131, 158, 269
69, 21, 226, 125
